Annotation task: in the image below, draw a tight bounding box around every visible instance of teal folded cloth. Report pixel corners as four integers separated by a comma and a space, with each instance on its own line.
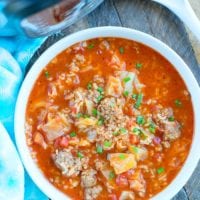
0, 1, 48, 200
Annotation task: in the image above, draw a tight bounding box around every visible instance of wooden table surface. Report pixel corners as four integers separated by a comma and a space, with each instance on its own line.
29, 0, 200, 199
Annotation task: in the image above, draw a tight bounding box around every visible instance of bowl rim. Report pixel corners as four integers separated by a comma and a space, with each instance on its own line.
15, 26, 200, 200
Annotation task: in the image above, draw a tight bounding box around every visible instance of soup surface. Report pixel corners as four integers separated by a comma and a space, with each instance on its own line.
26, 38, 194, 200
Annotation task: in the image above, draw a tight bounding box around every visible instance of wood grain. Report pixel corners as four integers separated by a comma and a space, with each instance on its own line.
188, 0, 200, 64
27, 0, 200, 199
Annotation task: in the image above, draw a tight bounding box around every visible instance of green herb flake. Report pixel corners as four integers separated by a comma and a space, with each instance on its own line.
88, 43, 95, 49
157, 167, 165, 174
83, 114, 90, 118
112, 131, 119, 136
77, 151, 84, 159
87, 82, 92, 90
76, 113, 83, 118
119, 154, 126, 160
97, 87, 104, 94
92, 108, 98, 117
134, 93, 143, 109
168, 116, 175, 121
109, 171, 115, 180
149, 122, 156, 134
175, 99, 182, 107
123, 91, 129, 97
135, 62, 143, 69
103, 140, 112, 148
97, 116, 104, 126
96, 145, 103, 154
44, 71, 50, 78
70, 131, 76, 137
119, 127, 127, 134
97, 95, 103, 103
132, 127, 141, 135
132, 94, 138, 100
131, 146, 139, 153
119, 46, 124, 54
123, 77, 131, 83
136, 115, 145, 125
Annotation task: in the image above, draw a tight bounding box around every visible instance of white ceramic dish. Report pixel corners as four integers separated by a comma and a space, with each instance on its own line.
15, 26, 200, 200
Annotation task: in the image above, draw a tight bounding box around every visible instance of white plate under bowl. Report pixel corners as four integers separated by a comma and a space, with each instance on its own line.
15, 26, 200, 200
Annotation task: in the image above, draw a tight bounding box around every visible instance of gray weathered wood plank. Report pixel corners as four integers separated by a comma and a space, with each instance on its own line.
28, 0, 200, 199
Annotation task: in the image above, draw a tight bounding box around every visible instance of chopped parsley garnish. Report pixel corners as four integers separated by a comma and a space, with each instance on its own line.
77, 151, 84, 159
157, 167, 165, 174
87, 82, 92, 90
123, 90, 129, 97
131, 146, 139, 153
134, 93, 143, 109
123, 77, 131, 83
76, 113, 83, 118
112, 131, 119, 136
149, 122, 156, 134
97, 116, 104, 126
132, 94, 138, 99
119, 127, 127, 134
97, 95, 103, 103
70, 132, 76, 137
135, 62, 143, 69
136, 115, 145, 125
119, 46, 124, 54
132, 127, 142, 135
175, 99, 182, 107
76, 113, 90, 119
44, 71, 50, 78
168, 116, 175, 121
109, 171, 115, 180
83, 114, 90, 118
119, 154, 126, 160
88, 43, 95, 49
96, 145, 103, 154
97, 87, 104, 94
92, 108, 98, 117
103, 140, 112, 148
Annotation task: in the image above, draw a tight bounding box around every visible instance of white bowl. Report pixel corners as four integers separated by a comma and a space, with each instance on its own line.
15, 26, 200, 200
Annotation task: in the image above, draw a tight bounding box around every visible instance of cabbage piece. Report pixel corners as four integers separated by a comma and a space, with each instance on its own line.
105, 76, 123, 97
109, 153, 137, 174
119, 71, 144, 93
119, 191, 135, 200
33, 131, 47, 149
41, 112, 71, 141
75, 117, 98, 130
85, 99, 94, 115
128, 146, 148, 161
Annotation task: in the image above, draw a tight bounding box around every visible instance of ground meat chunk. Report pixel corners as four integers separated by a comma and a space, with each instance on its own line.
53, 149, 88, 177
84, 185, 102, 200
93, 75, 105, 86
153, 106, 181, 143
96, 97, 127, 144
129, 170, 146, 197
81, 169, 97, 188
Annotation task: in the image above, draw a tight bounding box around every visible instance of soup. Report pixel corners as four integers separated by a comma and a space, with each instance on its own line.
26, 38, 193, 200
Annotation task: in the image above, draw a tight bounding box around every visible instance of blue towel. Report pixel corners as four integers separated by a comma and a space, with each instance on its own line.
0, 1, 48, 199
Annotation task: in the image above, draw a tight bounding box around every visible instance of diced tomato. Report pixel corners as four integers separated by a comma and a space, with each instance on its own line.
129, 134, 139, 144
59, 136, 69, 147
116, 174, 128, 187
126, 118, 133, 128
71, 106, 77, 114
54, 135, 69, 148
108, 194, 118, 200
